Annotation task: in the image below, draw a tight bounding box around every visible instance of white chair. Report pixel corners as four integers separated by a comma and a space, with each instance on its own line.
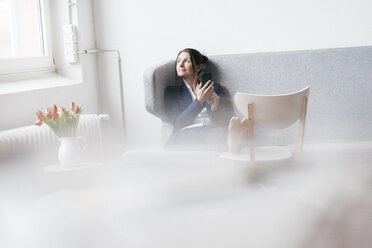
220, 86, 310, 164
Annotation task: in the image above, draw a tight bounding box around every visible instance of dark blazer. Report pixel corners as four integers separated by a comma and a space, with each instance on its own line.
164, 81, 233, 131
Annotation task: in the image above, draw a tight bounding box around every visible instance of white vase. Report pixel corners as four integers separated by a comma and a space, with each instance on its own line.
58, 136, 86, 167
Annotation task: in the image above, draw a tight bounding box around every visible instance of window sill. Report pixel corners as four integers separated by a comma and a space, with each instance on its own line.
0, 73, 83, 95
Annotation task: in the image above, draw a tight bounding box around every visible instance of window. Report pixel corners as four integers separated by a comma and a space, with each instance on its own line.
0, 0, 54, 76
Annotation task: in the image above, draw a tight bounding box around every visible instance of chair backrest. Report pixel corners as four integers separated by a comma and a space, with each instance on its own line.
234, 86, 310, 130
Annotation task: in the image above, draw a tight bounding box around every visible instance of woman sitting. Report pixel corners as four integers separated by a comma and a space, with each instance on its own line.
164, 48, 248, 153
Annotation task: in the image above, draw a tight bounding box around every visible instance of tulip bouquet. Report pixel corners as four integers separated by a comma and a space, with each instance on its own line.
34, 102, 83, 137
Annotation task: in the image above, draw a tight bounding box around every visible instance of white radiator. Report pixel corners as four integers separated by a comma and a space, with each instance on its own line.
0, 114, 108, 160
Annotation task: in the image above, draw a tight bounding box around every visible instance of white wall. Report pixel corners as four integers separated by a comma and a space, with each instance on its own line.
92, 0, 372, 149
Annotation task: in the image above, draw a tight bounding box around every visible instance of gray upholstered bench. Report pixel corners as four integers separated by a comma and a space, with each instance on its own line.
144, 46, 372, 146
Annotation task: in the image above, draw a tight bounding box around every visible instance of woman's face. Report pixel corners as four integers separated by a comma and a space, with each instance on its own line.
176, 52, 201, 78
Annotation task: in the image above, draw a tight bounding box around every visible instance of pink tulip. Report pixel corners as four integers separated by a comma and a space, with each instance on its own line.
34, 120, 43, 126
70, 102, 76, 111
46, 107, 52, 119
60, 107, 69, 116
52, 111, 58, 119
36, 110, 43, 121
75, 105, 81, 114
52, 104, 58, 114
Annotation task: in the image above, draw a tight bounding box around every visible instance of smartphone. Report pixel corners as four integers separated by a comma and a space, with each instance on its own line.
201, 72, 213, 87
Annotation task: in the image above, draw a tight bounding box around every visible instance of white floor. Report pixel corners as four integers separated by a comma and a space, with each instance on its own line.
1, 142, 372, 248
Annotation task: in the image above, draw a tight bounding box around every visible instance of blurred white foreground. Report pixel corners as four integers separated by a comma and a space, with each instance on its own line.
1, 142, 372, 248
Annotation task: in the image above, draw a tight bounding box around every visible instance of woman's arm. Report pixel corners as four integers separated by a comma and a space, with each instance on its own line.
164, 86, 204, 130
207, 83, 234, 126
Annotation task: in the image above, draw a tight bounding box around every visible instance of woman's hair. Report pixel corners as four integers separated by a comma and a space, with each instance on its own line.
177, 48, 208, 74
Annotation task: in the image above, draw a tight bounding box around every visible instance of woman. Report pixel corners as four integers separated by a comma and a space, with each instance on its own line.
164, 48, 248, 153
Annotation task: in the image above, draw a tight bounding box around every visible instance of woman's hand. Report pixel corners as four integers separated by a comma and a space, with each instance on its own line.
196, 80, 214, 105
207, 92, 220, 111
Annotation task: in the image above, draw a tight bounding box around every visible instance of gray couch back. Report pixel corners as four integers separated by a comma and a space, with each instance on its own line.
144, 46, 372, 144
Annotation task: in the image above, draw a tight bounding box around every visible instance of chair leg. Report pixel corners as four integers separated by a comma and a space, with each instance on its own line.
294, 96, 308, 159
247, 102, 255, 163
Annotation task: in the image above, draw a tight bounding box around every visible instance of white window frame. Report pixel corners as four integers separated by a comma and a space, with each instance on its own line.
0, 0, 55, 77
